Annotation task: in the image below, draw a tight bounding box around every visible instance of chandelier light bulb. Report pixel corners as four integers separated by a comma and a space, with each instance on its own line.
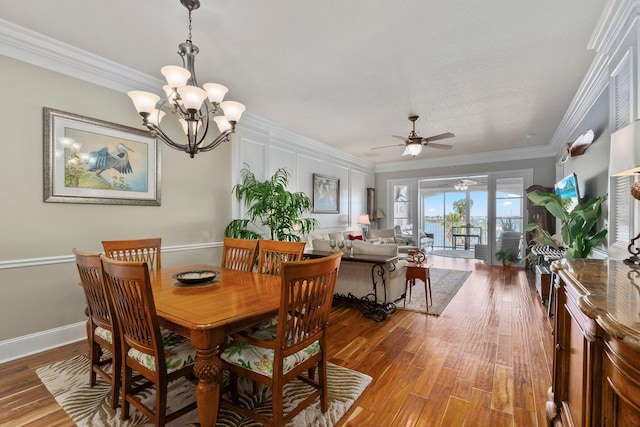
128, 91, 160, 114
147, 109, 165, 126
176, 86, 208, 111
220, 101, 246, 122
203, 83, 229, 104
178, 118, 203, 135
214, 116, 232, 132
161, 65, 191, 88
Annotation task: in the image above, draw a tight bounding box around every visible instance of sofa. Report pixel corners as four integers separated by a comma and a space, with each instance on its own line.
368, 228, 419, 254
390, 226, 434, 251
312, 239, 408, 303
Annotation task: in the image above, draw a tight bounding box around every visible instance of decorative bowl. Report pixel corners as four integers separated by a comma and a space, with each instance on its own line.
173, 270, 219, 285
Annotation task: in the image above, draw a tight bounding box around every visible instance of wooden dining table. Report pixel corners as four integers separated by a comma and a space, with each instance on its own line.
148, 264, 282, 427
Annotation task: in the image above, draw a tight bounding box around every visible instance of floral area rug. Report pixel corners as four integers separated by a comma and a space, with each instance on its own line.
397, 268, 472, 315
36, 354, 371, 426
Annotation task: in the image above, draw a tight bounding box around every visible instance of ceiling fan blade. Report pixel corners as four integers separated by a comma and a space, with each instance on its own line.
424, 142, 453, 150
370, 143, 404, 151
424, 132, 455, 142
392, 135, 408, 141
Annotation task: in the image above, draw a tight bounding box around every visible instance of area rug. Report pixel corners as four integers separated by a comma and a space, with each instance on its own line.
36, 355, 371, 426
396, 268, 471, 315
429, 249, 476, 259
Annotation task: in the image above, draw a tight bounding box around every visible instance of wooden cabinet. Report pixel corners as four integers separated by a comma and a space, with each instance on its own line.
547, 259, 640, 427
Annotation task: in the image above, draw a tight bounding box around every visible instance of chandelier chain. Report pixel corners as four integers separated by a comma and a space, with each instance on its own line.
187, 9, 193, 43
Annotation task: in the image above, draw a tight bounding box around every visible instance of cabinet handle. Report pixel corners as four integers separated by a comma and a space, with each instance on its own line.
555, 344, 563, 352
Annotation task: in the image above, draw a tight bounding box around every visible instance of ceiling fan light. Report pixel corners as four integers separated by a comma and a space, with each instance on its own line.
406, 143, 423, 156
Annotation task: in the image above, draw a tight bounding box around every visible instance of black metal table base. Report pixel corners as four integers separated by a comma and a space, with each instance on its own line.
333, 293, 396, 322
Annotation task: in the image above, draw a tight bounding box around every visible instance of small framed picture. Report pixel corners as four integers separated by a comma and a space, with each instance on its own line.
312, 173, 340, 213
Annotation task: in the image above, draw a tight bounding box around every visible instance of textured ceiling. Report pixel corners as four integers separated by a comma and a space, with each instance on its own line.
0, 0, 606, 165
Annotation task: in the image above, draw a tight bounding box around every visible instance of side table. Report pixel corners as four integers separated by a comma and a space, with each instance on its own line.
404, 263, 432, 308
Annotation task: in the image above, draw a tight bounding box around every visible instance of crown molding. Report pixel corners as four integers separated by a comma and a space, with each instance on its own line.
375, 144, 555, 173
0, 18, 162, 94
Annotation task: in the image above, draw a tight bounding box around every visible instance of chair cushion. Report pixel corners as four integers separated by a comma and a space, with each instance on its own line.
94, 326, 113, 344
221, 338, 320, 377
127, 329, 196, 373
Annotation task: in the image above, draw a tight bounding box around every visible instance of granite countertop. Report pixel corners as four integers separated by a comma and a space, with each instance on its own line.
552, 258, 640, 351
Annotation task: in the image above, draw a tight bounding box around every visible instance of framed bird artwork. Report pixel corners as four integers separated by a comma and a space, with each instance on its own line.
44, 108, 160, 205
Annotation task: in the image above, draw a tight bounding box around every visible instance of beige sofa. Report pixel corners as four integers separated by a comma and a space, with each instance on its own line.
312, 239, 407, 303
368, 228, 419, 254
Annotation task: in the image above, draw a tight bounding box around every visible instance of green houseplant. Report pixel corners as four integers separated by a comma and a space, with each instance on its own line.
496, 249, 519, 266
525, 191, 608, 259
225, 167, 318, 242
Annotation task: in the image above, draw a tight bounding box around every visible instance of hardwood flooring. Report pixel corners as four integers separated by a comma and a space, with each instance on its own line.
0, 255, 553, 426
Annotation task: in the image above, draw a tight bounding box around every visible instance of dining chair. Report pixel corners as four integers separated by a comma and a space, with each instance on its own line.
100, 255, 197, 426
73, 248, 121, 409
102, 238, 162, 270
256, 239, 306, 276
220, 251, 342, 426
221, 237, 258, 271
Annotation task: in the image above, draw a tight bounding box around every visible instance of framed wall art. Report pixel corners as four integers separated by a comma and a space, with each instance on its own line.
312, 173, 340, 213
44, 108, 161, 205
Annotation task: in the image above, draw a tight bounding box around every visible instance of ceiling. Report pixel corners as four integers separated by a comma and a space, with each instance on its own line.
0, 0, 606, 166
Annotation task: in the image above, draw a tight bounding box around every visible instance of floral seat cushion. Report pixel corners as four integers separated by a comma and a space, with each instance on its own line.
94, 326, 113, 344
221, 338, 320, 377
127, 329, 197, 373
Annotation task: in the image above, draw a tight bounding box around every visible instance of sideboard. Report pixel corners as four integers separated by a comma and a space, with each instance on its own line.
547, 258, 640, 426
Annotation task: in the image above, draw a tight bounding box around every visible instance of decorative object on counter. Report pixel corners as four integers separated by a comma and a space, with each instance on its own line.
358, 213, 371, 240
525, 190, 607, 259
127, 0, 245, 158
632, 181, 640, 200
225, 167, 318, 241
624, 233, 640, 266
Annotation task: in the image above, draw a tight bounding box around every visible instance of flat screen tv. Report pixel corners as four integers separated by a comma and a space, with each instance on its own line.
554, 173, 580, 212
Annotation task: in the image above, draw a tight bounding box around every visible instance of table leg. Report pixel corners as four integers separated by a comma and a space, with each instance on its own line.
190, 329, 224, 427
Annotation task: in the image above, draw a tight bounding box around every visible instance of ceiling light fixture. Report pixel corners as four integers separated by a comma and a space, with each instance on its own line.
127, 0, 245, 158
454, 180, 468, 191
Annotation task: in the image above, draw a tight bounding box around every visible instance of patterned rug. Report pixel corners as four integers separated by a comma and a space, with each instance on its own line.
36, 354, 371, 426
396, 268, 472, 315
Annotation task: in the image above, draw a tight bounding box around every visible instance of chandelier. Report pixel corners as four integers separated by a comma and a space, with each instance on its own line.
127, 0, 245, 158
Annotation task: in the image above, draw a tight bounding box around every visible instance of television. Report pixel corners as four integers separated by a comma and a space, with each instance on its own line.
554, 173, 580, 212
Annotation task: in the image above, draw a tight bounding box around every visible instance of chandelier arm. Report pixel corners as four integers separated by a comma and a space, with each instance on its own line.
145, 123, 188, 151
198, 130, 233, 152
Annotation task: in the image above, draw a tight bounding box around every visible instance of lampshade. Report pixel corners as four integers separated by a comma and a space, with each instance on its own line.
405, 143, 423, 156
358, 214, 371, 225
374, 208, 385, 219
610, 120, 640, 176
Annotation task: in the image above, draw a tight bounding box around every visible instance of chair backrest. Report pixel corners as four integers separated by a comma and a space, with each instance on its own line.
102, 238, 162, 270
257, 239, 306, 275
276, 252, 342, 358
497, 231, 522, 253
100, 255, 166, 372
221, 238, 259, 271
73, 248, 114, 332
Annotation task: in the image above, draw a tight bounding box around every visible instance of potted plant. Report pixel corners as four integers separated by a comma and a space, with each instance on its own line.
225, 167, 318, 242
525, 191, 607, 259
496, 249, 519, 267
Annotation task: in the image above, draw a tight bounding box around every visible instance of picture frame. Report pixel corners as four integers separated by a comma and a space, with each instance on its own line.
44, 108, 161, 205
312, 173, 340, 213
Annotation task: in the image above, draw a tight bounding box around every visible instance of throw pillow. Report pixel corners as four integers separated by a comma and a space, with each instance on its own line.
348, 234, 363, 240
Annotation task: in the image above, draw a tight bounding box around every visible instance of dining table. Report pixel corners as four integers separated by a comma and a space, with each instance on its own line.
148, 264, 282, 427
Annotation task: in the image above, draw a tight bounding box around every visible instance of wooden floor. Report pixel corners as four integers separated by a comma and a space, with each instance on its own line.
0, 255, 553, 426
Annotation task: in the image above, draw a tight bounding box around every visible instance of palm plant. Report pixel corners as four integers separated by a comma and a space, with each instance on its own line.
225, 167, 318, 242
525, 191, 608, 259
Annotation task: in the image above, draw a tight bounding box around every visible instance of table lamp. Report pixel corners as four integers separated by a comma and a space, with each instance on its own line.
358, 214, 371, 240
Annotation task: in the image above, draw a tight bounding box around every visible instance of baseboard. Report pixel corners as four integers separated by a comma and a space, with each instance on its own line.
0, 322, 85, 364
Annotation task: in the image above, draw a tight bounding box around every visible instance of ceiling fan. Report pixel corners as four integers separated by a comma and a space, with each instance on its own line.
371, 115, 455, 157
